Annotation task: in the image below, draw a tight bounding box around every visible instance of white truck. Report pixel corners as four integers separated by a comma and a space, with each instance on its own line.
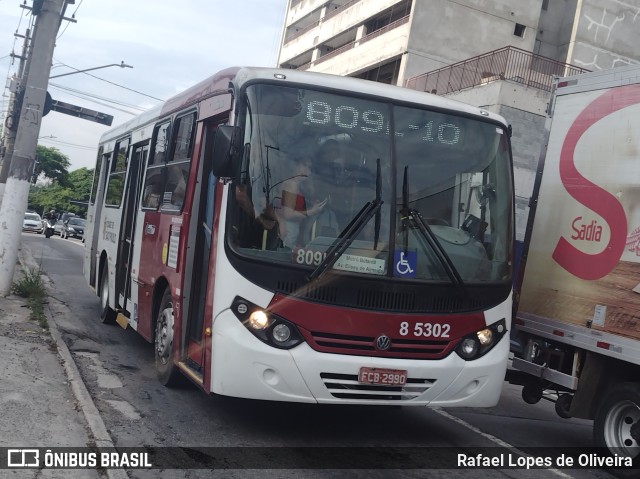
511, 63, 640, 457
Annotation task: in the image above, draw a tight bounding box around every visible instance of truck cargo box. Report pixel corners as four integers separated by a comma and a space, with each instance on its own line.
518, 65, 640, 342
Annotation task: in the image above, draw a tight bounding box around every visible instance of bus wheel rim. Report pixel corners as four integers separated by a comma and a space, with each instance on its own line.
604, 399, 640, 456
101, 275, 109, 310
156, 305, 173, 365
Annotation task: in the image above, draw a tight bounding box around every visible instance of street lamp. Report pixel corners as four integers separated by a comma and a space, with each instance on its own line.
49, 61, 133, 79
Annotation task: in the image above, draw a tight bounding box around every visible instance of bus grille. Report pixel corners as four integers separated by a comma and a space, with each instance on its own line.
320, 373, 436, 401
310, 331, 452, 359
276, 280, 485, 313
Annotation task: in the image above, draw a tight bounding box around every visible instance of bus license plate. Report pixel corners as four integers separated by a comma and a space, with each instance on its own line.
358, 367, 407, 386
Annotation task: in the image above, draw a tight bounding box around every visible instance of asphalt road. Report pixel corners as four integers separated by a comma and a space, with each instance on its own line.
20, 232, 627, 479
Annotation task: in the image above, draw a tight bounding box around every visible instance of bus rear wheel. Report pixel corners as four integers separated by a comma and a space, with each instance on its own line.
155, 288, 182, 386
100, 266, 115, 324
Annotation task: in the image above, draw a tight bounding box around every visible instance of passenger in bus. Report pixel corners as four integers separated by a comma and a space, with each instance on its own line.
277, 156, 327, 249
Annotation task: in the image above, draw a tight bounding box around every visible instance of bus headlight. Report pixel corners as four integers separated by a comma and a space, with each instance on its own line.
272, 323, 292, 343
455, 319, 506, 361
231, 296, 304, 350
249, 310, 269, 330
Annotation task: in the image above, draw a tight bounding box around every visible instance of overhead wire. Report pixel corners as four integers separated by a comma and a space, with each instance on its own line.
56, 0, 84, 40
49, 82, 147, 111
52, 59, 164, 101
38, 137, 97, 151
48, 85, 140, 116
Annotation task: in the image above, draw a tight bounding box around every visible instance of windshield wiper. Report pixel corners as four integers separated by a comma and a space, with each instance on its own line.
308, 159, 383, 282
401, 166, 467, 296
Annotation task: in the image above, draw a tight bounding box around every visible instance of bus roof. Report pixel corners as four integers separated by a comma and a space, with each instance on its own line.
233, 67, 507, 125
99, 66, 507, 145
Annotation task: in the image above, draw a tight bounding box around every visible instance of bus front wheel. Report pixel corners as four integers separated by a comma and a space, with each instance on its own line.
99, 266, 115, 324
155, 288, 181, 386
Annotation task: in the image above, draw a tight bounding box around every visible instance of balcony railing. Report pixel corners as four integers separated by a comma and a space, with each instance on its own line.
310, 15, 410, 67
405, 46, 590, 94
285, 0, 363, 45
322, 0, 362, 22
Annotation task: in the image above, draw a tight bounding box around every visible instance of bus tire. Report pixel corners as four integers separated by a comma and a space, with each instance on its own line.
99, 266, 116, 324
155, 288, 182, 386
594, 382, 640, 458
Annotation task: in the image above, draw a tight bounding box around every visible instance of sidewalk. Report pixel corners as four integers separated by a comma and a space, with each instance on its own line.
0, 243, 126, 479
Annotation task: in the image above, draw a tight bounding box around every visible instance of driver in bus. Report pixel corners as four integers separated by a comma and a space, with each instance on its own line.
314, 139, 355, 230
277, 156, 328, 249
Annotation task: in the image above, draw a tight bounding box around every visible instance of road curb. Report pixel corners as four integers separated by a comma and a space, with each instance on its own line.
18, 244, 129, 479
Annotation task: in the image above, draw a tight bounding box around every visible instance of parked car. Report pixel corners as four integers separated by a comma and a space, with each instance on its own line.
60, 217, 86, 239
22, 212, 43, 233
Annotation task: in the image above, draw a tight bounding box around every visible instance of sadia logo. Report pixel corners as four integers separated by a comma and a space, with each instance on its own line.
570, 217, 603, 242
552, 85, 640, 280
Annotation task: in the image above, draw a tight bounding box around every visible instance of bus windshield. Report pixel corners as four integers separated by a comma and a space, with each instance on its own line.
228, 84, 512, 284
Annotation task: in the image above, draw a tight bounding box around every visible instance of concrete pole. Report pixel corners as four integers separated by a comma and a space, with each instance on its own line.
0, 29, 31, 205
0, 0, 65, 296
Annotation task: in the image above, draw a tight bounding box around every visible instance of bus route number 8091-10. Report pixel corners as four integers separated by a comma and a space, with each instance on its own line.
399, 321, 451, 338
294, 248, 327, 266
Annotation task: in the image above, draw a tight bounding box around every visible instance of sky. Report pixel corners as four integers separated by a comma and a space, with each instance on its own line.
0, 0, 288, 172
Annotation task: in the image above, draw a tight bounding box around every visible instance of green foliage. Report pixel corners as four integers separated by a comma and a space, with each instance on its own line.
28, 166, 94, 215
34, 145, 71, 185
12, 267, 48, 329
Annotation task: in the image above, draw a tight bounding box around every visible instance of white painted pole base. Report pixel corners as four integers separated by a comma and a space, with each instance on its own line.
0, 176, 32, 296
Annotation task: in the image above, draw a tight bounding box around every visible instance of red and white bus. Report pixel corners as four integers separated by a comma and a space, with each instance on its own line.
84, 67, 514, 406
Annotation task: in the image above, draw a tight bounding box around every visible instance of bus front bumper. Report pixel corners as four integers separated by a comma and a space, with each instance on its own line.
211, 312, 508, 407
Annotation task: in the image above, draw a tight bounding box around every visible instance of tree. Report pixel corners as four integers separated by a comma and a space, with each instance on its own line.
33, 145, 70, 185
28, 167, 94, 216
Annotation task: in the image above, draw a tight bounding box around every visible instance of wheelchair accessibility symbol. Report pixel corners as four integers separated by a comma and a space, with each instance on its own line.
393, 249, 417, 278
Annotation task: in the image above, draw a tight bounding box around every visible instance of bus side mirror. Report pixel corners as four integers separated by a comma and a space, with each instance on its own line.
211, 125, 240, 179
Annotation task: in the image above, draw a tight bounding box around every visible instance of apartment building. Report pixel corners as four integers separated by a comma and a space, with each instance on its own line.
277, 0, 639, 85
277, 0, 640, 239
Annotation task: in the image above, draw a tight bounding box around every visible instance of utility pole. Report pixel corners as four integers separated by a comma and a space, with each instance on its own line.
0, 0, 66, 295
0, 28, 31, 205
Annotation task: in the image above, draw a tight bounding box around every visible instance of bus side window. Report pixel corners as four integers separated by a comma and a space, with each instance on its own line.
161, 112, 196, 213
163, 164, 189, 209
142, 167, 164, 209
141, 120, 171, 210
105, 137, 130, 208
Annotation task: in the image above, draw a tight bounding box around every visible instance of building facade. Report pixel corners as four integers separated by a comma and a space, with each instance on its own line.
277, 0, 640, 85
276, 0, 640, 240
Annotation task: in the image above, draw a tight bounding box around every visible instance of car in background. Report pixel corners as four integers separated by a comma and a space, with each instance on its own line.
60, 217, 86, 239
23, 212, 43, 233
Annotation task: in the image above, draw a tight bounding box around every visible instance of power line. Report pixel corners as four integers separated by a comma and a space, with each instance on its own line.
49, 82, 146, 111
47, 86, 139, 116
39, 137, 96, 150
56, 0, 84, 40
52, 59, 164, 101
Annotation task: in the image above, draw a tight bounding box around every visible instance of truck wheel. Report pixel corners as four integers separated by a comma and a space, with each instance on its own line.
99, 266, 115, 324
594, 382, 640, 458
522, 380, 543, 404
154, 288, 182, 386
555, 393, 573, 419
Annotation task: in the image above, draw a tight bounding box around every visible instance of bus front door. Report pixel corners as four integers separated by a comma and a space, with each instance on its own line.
183, 123, 220, 384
